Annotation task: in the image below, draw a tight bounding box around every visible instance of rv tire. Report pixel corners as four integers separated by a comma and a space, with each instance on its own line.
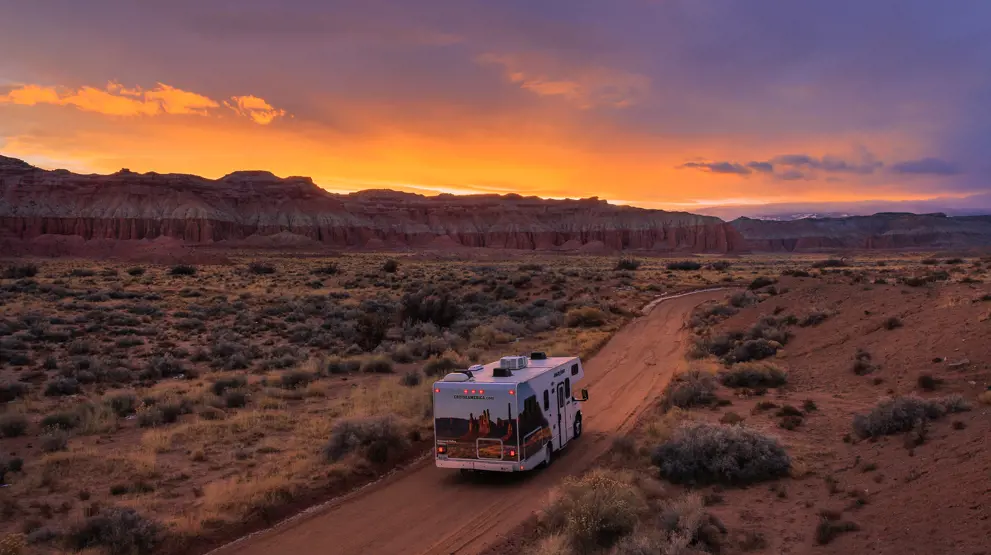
573, 413, 583, 439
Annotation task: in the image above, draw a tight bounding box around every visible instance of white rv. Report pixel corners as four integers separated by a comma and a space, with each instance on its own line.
432, 353, 588, 473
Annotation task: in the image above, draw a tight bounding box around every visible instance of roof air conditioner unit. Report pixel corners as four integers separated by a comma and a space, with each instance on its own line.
500, 356, 528, 370
443, 372, 471, 382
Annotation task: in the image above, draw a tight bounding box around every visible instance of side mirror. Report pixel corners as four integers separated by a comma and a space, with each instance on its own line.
573, 389, 589, 402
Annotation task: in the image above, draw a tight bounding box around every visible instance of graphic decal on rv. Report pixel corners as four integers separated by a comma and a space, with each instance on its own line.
516, 382, 551, 460
435, 397, 519, 460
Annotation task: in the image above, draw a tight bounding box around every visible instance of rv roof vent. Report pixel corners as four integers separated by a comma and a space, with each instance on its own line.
467, 364, 485, 373
500, 355, 528, 370
530, 351, 547, 360
492, 367, 513, 378
442, 372, 471, 382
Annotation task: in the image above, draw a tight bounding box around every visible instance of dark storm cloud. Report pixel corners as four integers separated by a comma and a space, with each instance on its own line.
779, 170, 807, 181
746, 161, 774, 173
891, 157, 962, 175
771, 154, 882, 175
681, 152, 883, 177
680, 161, 752, 175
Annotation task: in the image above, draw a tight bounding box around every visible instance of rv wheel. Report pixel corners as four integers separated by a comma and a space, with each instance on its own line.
542, 444, 553, 468
573, 413, 583, 438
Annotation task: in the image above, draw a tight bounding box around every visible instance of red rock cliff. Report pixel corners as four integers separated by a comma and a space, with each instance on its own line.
0, 155, 743, 252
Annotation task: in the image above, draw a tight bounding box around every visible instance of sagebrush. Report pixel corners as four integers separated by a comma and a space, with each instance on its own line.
652, 422, 790, 485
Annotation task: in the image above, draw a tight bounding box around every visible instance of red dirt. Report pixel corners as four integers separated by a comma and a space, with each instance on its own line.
209, 290, 729, 555
675, 277, 991, 555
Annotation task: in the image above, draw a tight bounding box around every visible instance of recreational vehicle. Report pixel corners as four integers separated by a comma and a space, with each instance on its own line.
432, 353, 588, 473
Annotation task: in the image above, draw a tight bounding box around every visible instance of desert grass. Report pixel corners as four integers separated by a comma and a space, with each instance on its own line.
33, 449, 159, 492
342, 379, 433, 422
144, 411, 294, 453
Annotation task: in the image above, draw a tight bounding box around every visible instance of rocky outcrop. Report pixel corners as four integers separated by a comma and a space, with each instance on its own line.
732, 213, 991, 251
0, 155, 743, 252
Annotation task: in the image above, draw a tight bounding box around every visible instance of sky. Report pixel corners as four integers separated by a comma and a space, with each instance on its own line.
2, 0, 991, 215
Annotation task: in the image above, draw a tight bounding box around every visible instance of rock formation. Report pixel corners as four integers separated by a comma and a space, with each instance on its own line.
732, 213, 991, 251
0, 155, 742, 253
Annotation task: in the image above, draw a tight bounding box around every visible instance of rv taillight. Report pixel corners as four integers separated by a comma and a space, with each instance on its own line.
463, 389, 468, 394
509, 449, 516, 457
471, 389, 476, 394
509, 389, 515, 396
479, 389, 484, 395
437, 445, 447, 454
434, 388, 440, 393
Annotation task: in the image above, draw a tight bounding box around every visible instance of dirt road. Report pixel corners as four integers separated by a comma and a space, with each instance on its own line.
214, 290, 724, 555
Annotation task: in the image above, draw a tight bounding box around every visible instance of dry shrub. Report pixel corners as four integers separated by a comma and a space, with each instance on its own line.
852, 349, 878, 375
324, 356, 361, 374
748, 276, 775, 290
200, 475, 296, 523
542, 469, 647, 553
725, 339, 781, 364
423, 354, 461, 377
652, 422, 791, 485
278, 369, 315, 389
104, 392, 138, 417
361, 356, 394, 374
565, 307, 608, 328
614, 493, 724, 555
0, 414, 28, 438
666, 261, 700, 271
852, 395, 970, 438
662, 370, 718, 410
719, 362, 787, 388
67, 506, 162, 555
323, 415, 411, 465
883, 316, 903, 330
815, 516, 860, 545
978, 391, 991, 405
399, 371, 421, 387
247, 262, 276, 275
39, 426, 69, 453
643, 408, 688, 444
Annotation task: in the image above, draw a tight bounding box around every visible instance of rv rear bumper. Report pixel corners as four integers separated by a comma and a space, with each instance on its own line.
435, 458, 526, 472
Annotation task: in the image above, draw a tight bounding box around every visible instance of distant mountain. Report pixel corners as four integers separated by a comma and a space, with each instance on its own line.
699, 195, 991, 221
750, 212, 856, 221
732, 212, 991, 251
0, 154, 741, 253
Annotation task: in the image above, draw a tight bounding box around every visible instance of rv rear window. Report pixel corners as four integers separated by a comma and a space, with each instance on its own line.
565, 378, 571, 398
571, 364, 578, 376
543, 390, 549, 410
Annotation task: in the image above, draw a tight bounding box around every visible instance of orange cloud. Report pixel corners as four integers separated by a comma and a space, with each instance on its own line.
0, 82, 285, 123
477, 53, 649, 109
224, 95, 288, 125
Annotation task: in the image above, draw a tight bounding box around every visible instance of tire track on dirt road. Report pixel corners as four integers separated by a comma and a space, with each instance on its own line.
212, 290, 727, 555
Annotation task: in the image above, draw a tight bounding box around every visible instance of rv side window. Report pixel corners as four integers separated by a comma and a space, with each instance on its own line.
565, 378, 571, 399
543, 390, 549, 410
571, 364, 578, 376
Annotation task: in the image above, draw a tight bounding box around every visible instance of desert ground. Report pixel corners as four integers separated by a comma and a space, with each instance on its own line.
1, 251, 989, 555
1, 251, 732, 554
494, 254, 991, 555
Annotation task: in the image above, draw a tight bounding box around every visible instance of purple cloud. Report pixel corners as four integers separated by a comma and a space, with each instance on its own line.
891, 157, 962, 175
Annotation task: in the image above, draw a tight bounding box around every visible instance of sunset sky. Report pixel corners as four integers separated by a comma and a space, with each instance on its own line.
2, 0, 990, 215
